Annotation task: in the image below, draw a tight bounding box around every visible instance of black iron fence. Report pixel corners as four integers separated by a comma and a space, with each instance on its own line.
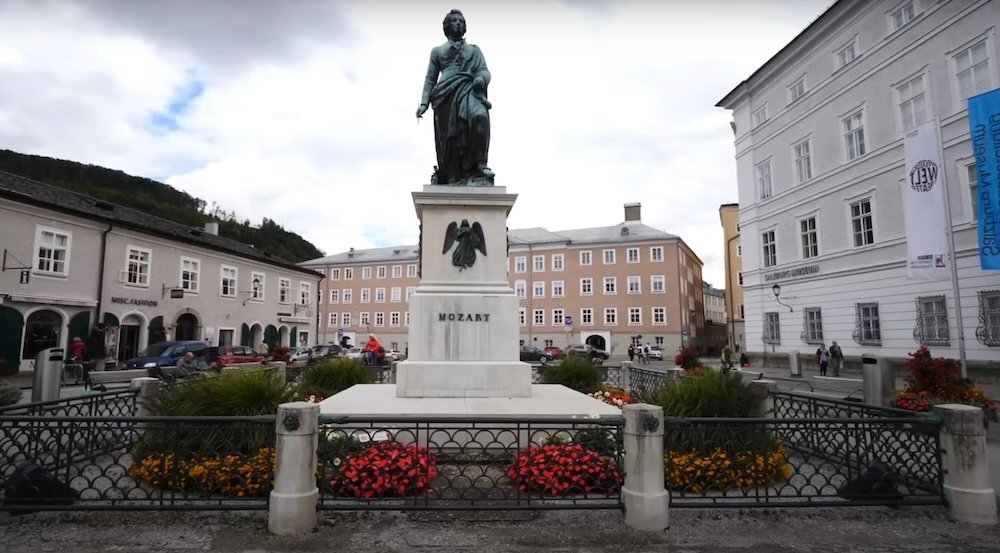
772, 391, 915, 420
316, 415, 624, 510
0, 416, 275, 512
628, 366, 669, 402
0, 389, 136, 418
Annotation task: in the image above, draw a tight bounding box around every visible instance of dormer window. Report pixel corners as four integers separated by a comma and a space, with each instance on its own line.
621, 227, 630, 236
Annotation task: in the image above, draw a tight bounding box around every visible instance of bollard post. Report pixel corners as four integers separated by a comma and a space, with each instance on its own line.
933, 404, 997, 525
749, 379, 778, 417
131, 377, 161, 418
788, 351, 801, 378
390, 360, 399, 384
862, 354, 894, 406
666, 368, 685, 381
622, 403, 670, 531
620, 361, 632, 393
266, 361, 287, 386
269, 401, 320, 535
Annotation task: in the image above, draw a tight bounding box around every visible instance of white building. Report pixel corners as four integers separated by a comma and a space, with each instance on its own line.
0, 170, 322, 375
703, 285, 727, 326
717, 0, 1000, 372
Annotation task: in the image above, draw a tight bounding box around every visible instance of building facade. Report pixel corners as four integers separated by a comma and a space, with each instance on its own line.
719, 203, 746, 352
717, 0, 1000, 371
0, 171, 322, 375
302, 204, 706, 357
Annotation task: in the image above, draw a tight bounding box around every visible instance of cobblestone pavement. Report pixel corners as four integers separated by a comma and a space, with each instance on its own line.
1, 507, 998, 552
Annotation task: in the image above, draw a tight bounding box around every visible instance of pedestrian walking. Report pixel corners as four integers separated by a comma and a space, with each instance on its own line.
829, 341, 843, 377
818, 343, 830, 376
720, 345, 733, 373
642, 343, 650, 365
628, 344, 635, 362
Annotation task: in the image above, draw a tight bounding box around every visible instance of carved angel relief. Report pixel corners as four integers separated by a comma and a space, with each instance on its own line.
442, 219, 486, 270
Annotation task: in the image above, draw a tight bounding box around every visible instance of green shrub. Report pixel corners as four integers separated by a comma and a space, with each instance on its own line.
298, 358, 372, 397
0, 382, 23, 407
541, 357, 603, 393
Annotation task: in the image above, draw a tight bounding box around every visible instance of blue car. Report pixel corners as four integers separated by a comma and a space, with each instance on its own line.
123, 340, 209, 376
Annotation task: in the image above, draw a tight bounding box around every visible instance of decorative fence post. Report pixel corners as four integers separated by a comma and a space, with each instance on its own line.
749, 379, 777, 417
861, 354, 894, 407
666, 368, 685, 381
622, 403, 670, 531
620, 361, 632, 393
269, 401, 321, 535
131, 377, 161, 418
933, 404, 997, 525
788, 351, 801, 377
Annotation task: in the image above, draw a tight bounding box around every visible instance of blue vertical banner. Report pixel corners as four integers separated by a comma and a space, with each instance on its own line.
968, 88, 1000, 270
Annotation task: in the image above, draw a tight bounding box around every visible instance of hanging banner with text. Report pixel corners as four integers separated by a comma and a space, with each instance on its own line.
968, 88, 1000, 270
902, 120, 950, 281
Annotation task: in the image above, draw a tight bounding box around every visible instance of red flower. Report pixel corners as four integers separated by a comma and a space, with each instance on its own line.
506, 444, 621, 496
327, 442, 438, 498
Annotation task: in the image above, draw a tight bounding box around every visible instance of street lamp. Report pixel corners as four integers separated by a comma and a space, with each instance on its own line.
771, 283, 793, 312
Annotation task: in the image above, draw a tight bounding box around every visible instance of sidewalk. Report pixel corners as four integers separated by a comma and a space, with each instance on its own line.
1, 507, 998, 552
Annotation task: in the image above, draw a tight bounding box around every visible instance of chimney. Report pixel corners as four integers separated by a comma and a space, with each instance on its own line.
348, 247, 355, 257
204, 222, 219, 236
624, 202, 641, 222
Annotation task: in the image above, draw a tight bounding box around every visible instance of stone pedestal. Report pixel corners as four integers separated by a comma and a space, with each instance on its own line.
933, 404, 998, 525
396, 186, 531, 398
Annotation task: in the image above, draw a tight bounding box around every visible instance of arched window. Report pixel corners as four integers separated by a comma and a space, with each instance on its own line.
22, 310, 62, 359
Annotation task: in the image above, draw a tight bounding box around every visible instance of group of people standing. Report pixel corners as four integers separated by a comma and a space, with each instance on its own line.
816, 341, 844, 376
627, 343, 652, 365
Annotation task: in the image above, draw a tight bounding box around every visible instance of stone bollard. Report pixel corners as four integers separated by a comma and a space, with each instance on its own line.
622, 403, 670, 531
620, 361, 632, 393
390, 361, 399, 384
788, 351, 801, 378
666, 368, 685, 381
131, 377, 161, 418
749, 379, 778, 417
269, 402, 321, 535
266, 361, 287, 386
933, 404, 997, 525
861, 354, 894, 407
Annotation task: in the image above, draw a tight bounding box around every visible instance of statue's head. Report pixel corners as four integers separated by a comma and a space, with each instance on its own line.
442, 9, 466, 40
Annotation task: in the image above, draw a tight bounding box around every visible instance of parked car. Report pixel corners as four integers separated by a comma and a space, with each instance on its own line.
544, 346, 563, 358
385, 350, 403, 361
344, 347, 364, 360
123, 340, 209, 372
289, 347, 313, 363
207, 345, 265, 368
565, 344, 610, 365
519, 346, 552, 365
648, 346, 664, 361
311, 344, 343, 360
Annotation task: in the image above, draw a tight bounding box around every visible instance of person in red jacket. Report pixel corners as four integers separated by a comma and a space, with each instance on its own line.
70, 336, 86, 360
363, 335, 381, 366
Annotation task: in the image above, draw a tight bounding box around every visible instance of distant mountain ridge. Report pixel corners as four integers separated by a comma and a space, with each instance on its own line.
0, 150, 324, 263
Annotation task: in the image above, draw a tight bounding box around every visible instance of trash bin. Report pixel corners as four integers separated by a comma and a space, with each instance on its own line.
788, 351, 802, 377
861, 353, 894, 407
32, 347, 64, 402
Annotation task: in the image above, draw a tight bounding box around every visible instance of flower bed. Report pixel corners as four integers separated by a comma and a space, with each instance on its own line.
506, 443, 622, 495
664, 445, 791, 493
130, 447, 275, 497
892, 345, 998, 422
589, 387, 635, 408
327, 441, 438, 498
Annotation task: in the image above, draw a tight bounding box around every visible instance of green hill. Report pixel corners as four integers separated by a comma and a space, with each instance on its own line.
0, 150, 324, 263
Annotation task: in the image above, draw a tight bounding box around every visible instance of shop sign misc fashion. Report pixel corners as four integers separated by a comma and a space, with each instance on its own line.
110, 296, 158, 307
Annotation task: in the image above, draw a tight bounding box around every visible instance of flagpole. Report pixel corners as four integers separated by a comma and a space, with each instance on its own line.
935, 116, 968, 378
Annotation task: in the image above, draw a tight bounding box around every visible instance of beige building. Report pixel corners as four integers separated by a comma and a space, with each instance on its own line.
302, 204, 705, 358
719, 203, 745, 352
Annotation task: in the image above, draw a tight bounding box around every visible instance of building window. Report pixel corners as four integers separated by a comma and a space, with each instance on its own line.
629, 307, 642, 325
762, 230, 777, 268
756, 160, 773, 200
406, 286, 415, 301
328, 312, 338, 327
789, 77, 806, 102
800, 217, 818, 259
533, 309, 545, 326
362, 267, 371, 280
331, 268, 340, 280
390, 312, 401, 327
627, 248, 639, 263
375, 288, 385, 303
581, 308, 593, 325
955, 40, 991, 101
890, 1, 915, 31
580, 278, 593, 295
652, 307, 666, 325
360, 288, 370, 303
533, 255, 545, 272
752, 105, 768, 127
644, 275, 661, 294
279, 278, 291, 303
407, 264, 417, 277
552, 309, 564, 326
976, 290, 1000, 346
343, 289, 352, 304
793, 140, 812, 182
843, 110, 866, 160
627, 276, 641, 294
803, 307, 823, 344
580, 251, 592, 265
392, 265, 402, 278
603, 249, 616, 264
851, 198, 875, 247
897, 74, 926, 131
650, 246, 663, 262
519, 308, 526, 327
34, 226, 71, 276
967, 162, 979, 221
836, 38, 858, 68
344, 267, 353, 280
533, 281, 544, 298
125, 246, 151, 286
763, 312, 781, 344
405, 312, 410, 327
552, 254, 564, 271
515, 256, 527, 273
514, 280, 526, 299
180, 257, 200, 293
603, 276, 617, 295
604, 308, 618, 326
342, 313, 351, 326
391, 287, 401, 302
915, 295, 949, 346
330, 289, 339, 303
360, 312, 370, 326
854, 302, 882, 345
375, 312, 384, 327
251, 271, 265, 301
221, 266, 237, 298
299, 282, 311, 305
552, 280, 564, 298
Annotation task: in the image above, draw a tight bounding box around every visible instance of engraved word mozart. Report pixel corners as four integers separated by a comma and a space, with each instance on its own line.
438, 313, 491, 322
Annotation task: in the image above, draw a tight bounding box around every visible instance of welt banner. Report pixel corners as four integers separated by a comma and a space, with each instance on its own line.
968, 88, 1000, 270
902, 120, 950, 281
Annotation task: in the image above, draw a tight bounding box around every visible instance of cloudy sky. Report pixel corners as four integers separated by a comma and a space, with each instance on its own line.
0, 0, 831, 286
